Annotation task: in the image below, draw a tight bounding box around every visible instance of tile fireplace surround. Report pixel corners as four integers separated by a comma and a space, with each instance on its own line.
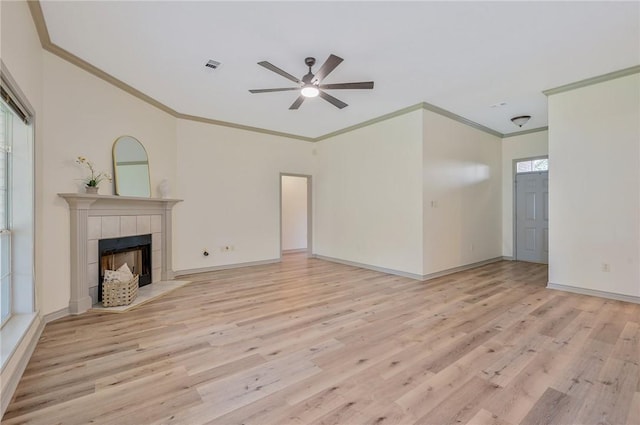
59, 194, 182, 314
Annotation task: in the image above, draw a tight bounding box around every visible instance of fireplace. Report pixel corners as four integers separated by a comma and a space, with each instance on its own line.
98, 234, 152, 301
59, 194, 182, 314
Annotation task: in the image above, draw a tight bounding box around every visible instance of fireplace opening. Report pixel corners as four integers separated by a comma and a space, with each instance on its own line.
98, 234, 152, 301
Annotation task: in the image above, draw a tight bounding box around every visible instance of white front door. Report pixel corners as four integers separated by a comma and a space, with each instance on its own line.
515, 171, 549, 264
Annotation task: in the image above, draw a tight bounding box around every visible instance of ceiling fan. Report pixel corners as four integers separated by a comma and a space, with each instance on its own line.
249, 54, 374, 110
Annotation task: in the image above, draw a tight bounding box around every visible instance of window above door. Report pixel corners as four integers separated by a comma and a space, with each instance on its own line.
516, 158, 548, 174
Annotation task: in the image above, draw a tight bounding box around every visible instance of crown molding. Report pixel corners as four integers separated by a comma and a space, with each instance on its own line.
502, 126, 548, 139
543, 65, 640, 96
26, 0, 50, 45
175, 113, 314, 142
314, 103, 425, 141
27, 0, 530, 143
421, 102, 503, 138
28, 0, 181, 118
315, 101, 505, 141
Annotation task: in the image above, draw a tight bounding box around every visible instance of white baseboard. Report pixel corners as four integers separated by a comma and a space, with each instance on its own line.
313, 254, 425, 280
282, 248, 308, 254
1, 313, 44, 417
43, 307, 70, 323
502, 256, 514, 261
175, 258, 281, 277
313, 255, 503, 281
420, 257, 504, 281
547, 282, 640, 304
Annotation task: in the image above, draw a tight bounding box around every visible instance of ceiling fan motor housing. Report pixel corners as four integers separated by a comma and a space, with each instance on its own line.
303, 57, 316, 83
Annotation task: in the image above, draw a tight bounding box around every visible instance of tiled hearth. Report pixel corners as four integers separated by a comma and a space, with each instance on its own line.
59, 194, 182, 314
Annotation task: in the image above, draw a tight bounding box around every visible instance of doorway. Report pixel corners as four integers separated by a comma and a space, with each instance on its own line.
280, 174, 312, 257
514, 157, 549, 264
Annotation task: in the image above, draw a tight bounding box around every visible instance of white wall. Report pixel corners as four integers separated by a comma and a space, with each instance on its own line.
423, 109, 502, 275
41, 52, 177, 315
548, 73, 640, 298
501, 130, 548, 258
281, 175, 308, 251
314, 111, 424, 276
173, 120, 315, 272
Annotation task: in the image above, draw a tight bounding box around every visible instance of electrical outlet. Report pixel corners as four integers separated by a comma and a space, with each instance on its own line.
602, 263, 610, 272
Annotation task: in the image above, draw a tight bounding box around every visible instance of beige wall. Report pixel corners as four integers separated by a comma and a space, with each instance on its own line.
1, 0, 44, 313
423, 109, 502, 275
313, 108, 503, 278
0, 2, 42, 107
501, 130, 549, 258
173, 119, 315, 272
314, 110, 424, 276
549, 73, 640, 298
41, 52, 177, 315
281, 176, 308, 251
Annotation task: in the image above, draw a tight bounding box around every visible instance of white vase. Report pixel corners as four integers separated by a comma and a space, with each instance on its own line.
85, 186, 98, 194
158, 179, 170, 198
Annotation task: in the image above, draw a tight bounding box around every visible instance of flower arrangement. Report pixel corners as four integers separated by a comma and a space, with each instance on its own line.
76, 156, 112, 188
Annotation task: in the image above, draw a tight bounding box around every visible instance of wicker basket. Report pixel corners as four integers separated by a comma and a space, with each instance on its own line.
102, 274, 139, 307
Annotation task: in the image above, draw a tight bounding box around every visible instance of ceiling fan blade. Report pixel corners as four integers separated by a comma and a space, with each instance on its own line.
289, 95, 305, 110
318, 81, 374, 90
312, 54, 344, 83
258, 61, 301, 84
249, 87, 300, 93
318, 91, 348, 109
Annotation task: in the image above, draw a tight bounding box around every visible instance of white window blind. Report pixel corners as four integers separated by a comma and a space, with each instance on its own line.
0, 103, 10, 325
0, 104, 9, 231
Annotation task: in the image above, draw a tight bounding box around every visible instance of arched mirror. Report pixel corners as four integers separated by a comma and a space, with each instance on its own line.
113, 136, 151, 197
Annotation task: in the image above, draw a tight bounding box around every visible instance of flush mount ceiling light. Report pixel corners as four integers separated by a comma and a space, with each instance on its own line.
301, 85, 319, 98
511, 115, 532, 128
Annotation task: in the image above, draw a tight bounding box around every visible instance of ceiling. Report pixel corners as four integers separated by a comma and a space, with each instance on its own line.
39, 1, 640, 139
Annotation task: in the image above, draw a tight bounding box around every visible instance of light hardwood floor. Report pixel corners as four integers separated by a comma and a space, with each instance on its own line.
3, 254, 639, 425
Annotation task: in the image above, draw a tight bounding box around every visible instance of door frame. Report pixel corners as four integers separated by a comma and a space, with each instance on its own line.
279, 173, 312, 259
512, 156, 548, 261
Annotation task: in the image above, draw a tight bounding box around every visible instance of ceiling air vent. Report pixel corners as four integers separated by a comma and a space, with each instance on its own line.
205, 60, 221, 70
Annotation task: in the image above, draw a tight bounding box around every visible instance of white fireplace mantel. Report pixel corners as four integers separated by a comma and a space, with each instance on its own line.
59, 193, 182, 314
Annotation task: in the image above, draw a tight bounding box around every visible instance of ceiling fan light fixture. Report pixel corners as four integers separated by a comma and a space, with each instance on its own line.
301, 85, 319, 98
511, 115, 532, 127
250, 54, 373, 109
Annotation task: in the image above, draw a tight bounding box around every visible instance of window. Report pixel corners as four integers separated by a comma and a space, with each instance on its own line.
516, 158, 548, 174
0, 103, 10, 326
0, 85, 34, 329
